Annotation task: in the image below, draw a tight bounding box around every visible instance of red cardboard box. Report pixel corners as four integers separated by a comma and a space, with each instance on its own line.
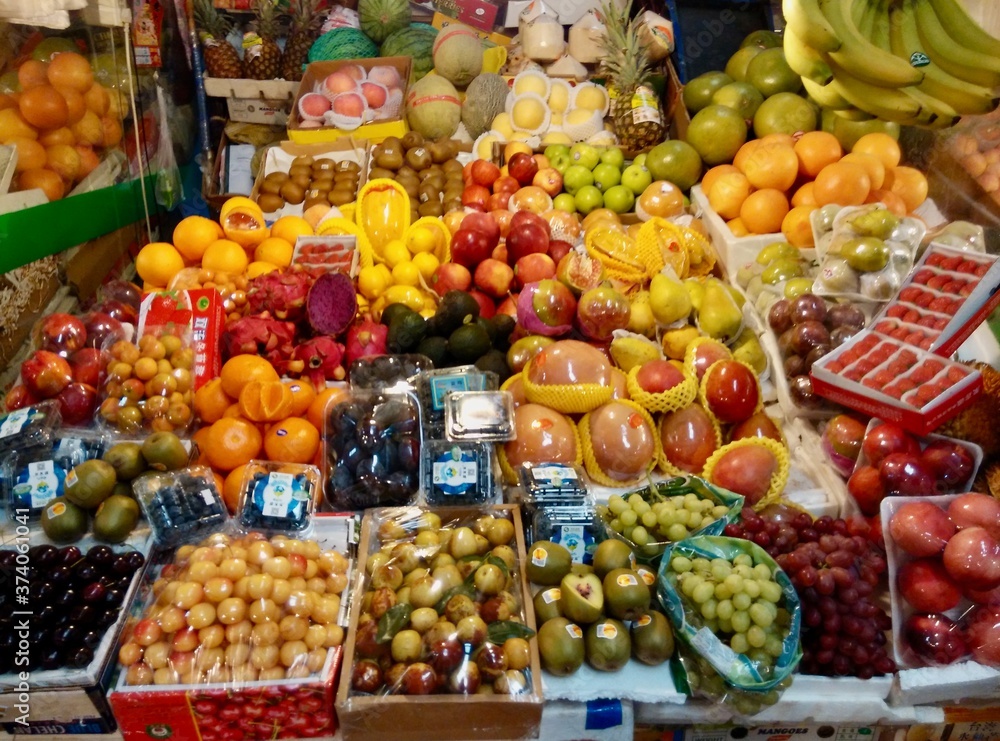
137, 288, 224, 391
432, 0, 506, 32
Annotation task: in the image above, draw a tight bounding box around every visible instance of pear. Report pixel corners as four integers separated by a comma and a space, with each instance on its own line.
610, 335, 662, 372
650, 272, 693, 326
661, 325, 702, 360
696, 278, 743, 344
731, 327, 767, 375
559, 572, 604, 624
684, 278, 706, 312
626, 290, 657, 338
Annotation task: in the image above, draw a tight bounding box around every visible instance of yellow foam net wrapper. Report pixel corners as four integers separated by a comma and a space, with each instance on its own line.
356, 179, 411, 265
626, 365, 698, 414
636, 217, 688, 278
404, 216, 452, 265
315, 216, 374, 268
580, 399, 659, 488
656, 402, 723, 477
497, 420, 584, 485
521, 364, 615, 414
698, 359, 764, 428
700, 436, 791, 511
585, 225, 648, 286
683, 337, 732, 380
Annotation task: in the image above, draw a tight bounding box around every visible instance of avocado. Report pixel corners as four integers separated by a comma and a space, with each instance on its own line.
475, 349, 511, 382
387, 311, 428, 353
93, 493, 140, 543
489, 314, 516, 350
380, 302, 414, 327
448, 323, 491, 364
40, 496, 88, 543
65, 459, 117, 509
431, 291, 480, 336
417, 335, 449, 367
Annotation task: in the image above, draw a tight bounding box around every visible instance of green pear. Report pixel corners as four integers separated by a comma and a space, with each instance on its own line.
731, 327, 768, 375
684, 279, 706, 312
696, 278, 744, 343
650, 272, 693, 326
559, 573, 604, 624
626, 290, 658, 338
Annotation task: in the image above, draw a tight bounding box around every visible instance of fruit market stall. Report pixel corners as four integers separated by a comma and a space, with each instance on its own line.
11, 0, 1000, 740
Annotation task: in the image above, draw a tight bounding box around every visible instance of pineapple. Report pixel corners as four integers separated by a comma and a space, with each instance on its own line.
599, 0, 666, 151
281, 0, 324, 81
243, 0, 283, 80
194, 0, 242, 79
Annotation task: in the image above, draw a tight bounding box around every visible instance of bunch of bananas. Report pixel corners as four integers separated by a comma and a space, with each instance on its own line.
783, 0, 1000, 127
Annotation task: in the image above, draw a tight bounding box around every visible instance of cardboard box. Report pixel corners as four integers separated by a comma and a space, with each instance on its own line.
203, 77, 300, 126
204, 131, 253, 212
287, 58, 412, 145
336, 505, 544, 741
432, 0, 506, 32
690, 184, 782, 270
65, 226, 141, 303
431, 11, 514, 46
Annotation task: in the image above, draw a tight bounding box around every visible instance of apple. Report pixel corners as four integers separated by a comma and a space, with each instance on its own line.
492, 243, 508, 262
431, 263, 473, 295
509, 186, 552, 214
533, 168, 563, 197
506, 224, 550, 264
574, 185, 604, 215
964, 606, 1000, 667
904, 613, 967, 666
592, 163, 622, 192
570, 143, 600, 171
21, 349, 73, 398
545, 144, 572, 174
504, 141, 533, 162
474, 259, 515, 298
83, 312, 124, 349
496, 294, 518, 318
461, 212, 501, 249
462, 185, 491, 211
470, 160, 501, 189
898, 558, 962, 612
534, 154, 551, 169
576, 285, 631, 342
549, 240, 573, 264
489, 192, 512, 211
553, 193, 576, 213
821, 413, 867, 474
510, 210, 550, 236
493, 176, 520, 195
634, 359, 686, 393
37, 313, 87, 356
889, 500, 956, 557
920, 440, 975, 491
943, 526, 1000, 590
463, 160, 476, 186
467, 289, 496, 320
95, 299, 138, 325
847, 464, 885, 516
508, 153, 539, 186
948, 493, 1000, 539
563, 165, 594, 196
879, 453, 935, 497
449, 229, 494, 269
56, 381, 98, 426
4, 384, 38, 411
862, 422, 920, 467
70, 347, 105, 387
603, 185, 635, 214
621, 164, 653, 196
514, 253, 556, 289
600, 147, 625, 170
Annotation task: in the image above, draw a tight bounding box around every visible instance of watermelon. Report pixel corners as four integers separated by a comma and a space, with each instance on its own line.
381, 24, 438, 81
359, 0, 411, 45
309, 28, 379, 62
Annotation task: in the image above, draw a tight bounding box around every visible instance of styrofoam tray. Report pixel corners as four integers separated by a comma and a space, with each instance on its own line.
690, 184, 782, 271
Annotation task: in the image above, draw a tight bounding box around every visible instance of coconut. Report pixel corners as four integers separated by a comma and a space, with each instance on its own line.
546, 55, 589, 82
406, 75, 462, 139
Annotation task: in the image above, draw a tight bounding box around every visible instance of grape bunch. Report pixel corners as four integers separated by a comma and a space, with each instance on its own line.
726, 509, 896, 678
603, 492, 731, 548
666, 552, 793, 669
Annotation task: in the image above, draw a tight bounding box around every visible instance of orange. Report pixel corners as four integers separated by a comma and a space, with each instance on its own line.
191, 426, 212, 466
18, 60, 49, 90
866, 188, 907, 217
19, 168, 64, 201
0, 109, 37, 141
70, 110, 103, 146
223, 402, 244, 419
211, 471, 226, 500
757, 133, 796, 149
193, 377, 232, 424
852, 132, 901, 170
253, 237, 294, 268
739, 188, 789, 234
781, 205, 817, 248
726, 217, 749, 237
812, 161, 870, 206
75, 145, 99, 178
841, 152, 886, 190
700, 164, 740, 197
173, 215, 224, 263
47, 52, 94, 93
270, 215, 314, 245
204, 417, 262, 472
741, 143, 798, 192
220, 196, 263, 221
263, 418, 320, 464
202, 239, 249, 276
83, 84, 110, 116
9, 137, 46, 171
38, 126, 74, 146
223, 463, 251, 514
791, 181, 817, 207
135, 242, 185, 287
307, 386, 348, 430
884, 166, 928, 213
285, 378, 317, 417
57, 87, 86, 125
238, 380, 294, 422
100, 116, 122, 148
793, 131, 842, 179
733, 139, 762, 172
220, 355, 280, 400
19, 85, 69, 130
246, 261, 279, 279
45, 143, 79, 180
707, 171, 752, 220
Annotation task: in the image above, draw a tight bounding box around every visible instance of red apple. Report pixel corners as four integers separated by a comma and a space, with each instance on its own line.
904, 613, 967, 666
862, 422, 921, 467
508, 152, 539, 186
897, 558, 962, 613
462, 185, 491, 211
879, 453, 935, 497
847, 464, 885, 516
496, 294, 518, 318
4, 384, 38, 412
532, 168, 563, 197
488, 192, 511, 211
509, 186, 553, 214
449, 229, 494, 269
83, 312, 125, 349
20, 350, 73, 398
470, 160, 501, 189
70, 347, 105, 387
461, 212, 500, 249
548, 240, 573, 264
467, 289, 496, 319
921, 440, 975, 491
56, 382, 98, 425
474, 259, 515, 298
943, 526, 1000, 590
506, 224, 550, 264
463, 160, 476, 186
492, 244, 508, 263
635, 359, 686, 393
431, 263, 473, 296
510, 210, 550, 237
948, 493, 1000, 539
491, 209, 513, 237
98, 279, 142, 310
493, 176, 519, 195
95, 298, 138, 325
889, 500, 956, 557
965, 606, 1000, 667
37, 313, 87, 356
514, 253, 556, 289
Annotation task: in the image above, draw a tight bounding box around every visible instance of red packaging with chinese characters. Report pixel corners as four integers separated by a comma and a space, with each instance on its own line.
138, 289, 224, 391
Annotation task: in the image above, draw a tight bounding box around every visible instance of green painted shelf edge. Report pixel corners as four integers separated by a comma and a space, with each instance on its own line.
0, 173, 155, 275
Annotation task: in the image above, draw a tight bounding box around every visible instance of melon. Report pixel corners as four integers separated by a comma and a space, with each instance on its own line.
406, 75, 462, 139
381, 24, 438, 81
359, 0, 411, 45
461, 73, 509, 139
432, 26, 483, 87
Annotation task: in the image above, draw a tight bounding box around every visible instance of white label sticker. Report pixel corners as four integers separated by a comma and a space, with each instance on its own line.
531, 547, 548, 568
432, 460, 478, 487
616, 573, 639, 588
261, 472, 294, 518
565, 623, 583, 639
542, 588, 561, 604
26, 460, 59, 509
201, 489, 215, 506
596, 622, 618, 640
0, 408, 30, 439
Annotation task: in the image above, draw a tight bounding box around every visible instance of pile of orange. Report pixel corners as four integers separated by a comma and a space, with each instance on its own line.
702, 132, 928, 246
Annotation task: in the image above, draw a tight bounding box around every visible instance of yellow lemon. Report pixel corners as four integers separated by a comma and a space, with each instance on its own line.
412, 252, 440, 281
253, 237, 294, 268
391, 261, 421, 287
135, 242, 185, 287
357, 265, 390, 300
406, 226, 439, 254
383, 239, 411, 269
374, 263, 392, 285
246, 261, 279, 279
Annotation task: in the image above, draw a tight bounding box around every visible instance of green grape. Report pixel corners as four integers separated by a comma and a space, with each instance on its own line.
634, 500, 651, 516
608, 494, 628, 515
730, 633, 749, 654
627, 493, 644, 508
743, 579, 761, 599
619, 509, 638, 527
734, 696, 762, 716
714, 582, 733, 601
692, 581, 716, 604
700, 598, 718, 620
651, 501, 665, 515
692, 558, 712, 573
759, 580, 783, 603
731, 609, 751, 634
631, 525, 650, 546
623, 525, 635, 541
684, 493, 701, 509
717, 598, 734, 621
681, 574, 702, 597
673, 509, 690, 527
718, 616, 733, 633
750, 601, 776, 628
704, 617, 719, 633
732, 592, 752, 612
670, 495, 686, 508
609, 518, 623, 533
734, 554, 753, 568
753, 563, 772, 580
760, 689, 781, 706
688, 513, 704, 530
667, 523, 688, 541
747, 625, 767, 648
671, 556, 693, 573
641, 510, 658, 529
711, 561, 731, 582
723, 573, 743, 594
734, 564, 754, 579
642, 543, 661, 557
776, 608, 792, 627
712, 505, 729, 519
764, 635, 784, 658
748, 648, 771, 666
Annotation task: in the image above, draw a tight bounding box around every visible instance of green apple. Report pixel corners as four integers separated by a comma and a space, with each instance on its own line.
570, 143, 600, 171
574, 185, 604, 215
603, 185, 635, 214
621, 164, 652, 195
553, 193, 577, 213
592, 163, 622, 192
545, 144, 572, 174
599, 147, 625, 170
563, 164, 595, 196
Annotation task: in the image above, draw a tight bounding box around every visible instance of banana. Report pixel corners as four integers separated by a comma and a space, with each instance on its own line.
854, 0, 878, 42
801, 75, 853, 109
782, 0, 841, 53
927, 0, 1000, 57
901, 86, 962, 128
783, 26, 834, 85
832, 107, 876, 121
824, 58, 923, 121
818, 0, 923, 88
889, 0, 998, 115
913, 0, 1000, 88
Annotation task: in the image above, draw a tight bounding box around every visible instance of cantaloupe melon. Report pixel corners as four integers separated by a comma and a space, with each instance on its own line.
432, 26, 483, 87
461, 73, 509, 139
406, 75, 462, 139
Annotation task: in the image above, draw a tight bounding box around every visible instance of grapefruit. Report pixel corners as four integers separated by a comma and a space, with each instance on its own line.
645, 140, 703, 191
686, 105, 748, 166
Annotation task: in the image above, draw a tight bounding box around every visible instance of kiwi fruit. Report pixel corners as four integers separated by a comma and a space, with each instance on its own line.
290, 155, 314, 168
290, 173, 311, 189
418, 201, 444, 217
288, 164, 312, 178
329, 188, 354, 206
375, 150, 403, 170
401, 131, 425, 149
257, 193, 284, 212
369, 167, 396, 180
442, 158, 464, 175
313, 158, 336, 173
406, 147, 432, 170
334, 160, 360, 175
280, 181, 305, 204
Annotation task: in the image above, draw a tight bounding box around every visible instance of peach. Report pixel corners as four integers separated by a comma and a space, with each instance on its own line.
332, 93, 366, 119
367, 65, 401, 90
360, 82, 387, 110
322, 72, 358, 97
340, 64, 367, 82
298, 92, 331, 120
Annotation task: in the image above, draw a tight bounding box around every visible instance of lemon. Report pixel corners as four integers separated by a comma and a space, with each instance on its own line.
412, 252, 440, 280
246, 261, 279, 279
382, 285, 425, 312
392, 261, 421, 287
383, 239, 411, 269
358, 265, 390, 299
375, 263, 392, 284
406, 226, 438, 254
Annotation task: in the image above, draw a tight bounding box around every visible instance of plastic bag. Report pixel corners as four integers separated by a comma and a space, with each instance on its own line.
151, 83, 182, 210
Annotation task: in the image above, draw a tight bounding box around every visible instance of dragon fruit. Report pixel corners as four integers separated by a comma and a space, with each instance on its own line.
345, 317, 388, 367
246, 270, 315, 323
289, 336, 346, 388
306, 272, 358, 336
221, 313, 297, 369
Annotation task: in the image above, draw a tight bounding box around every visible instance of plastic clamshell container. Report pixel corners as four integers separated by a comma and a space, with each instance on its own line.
414, 366, 499, 438
236, 460, 321, 536
133, 465, 229, 548
348, 353, 433, 390
518, 461, 589, 503
444, 390, 516, 441
0, 400, 61, 459
422, 439, 497, 505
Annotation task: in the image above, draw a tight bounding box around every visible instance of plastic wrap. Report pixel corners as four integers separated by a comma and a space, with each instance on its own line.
235, 461, 321, 537
0, 400, 61, 458
423, 440, 498, 506
348, 353, 433, 390
133, 466, 229, 549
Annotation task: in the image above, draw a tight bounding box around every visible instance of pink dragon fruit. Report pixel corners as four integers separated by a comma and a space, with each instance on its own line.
220, 313, 297, 370
345, 317, 388, 367
245, 270, 315, 323
289, 336, 346, 388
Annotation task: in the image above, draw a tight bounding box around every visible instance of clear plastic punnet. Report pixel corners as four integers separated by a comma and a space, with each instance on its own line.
133, 466, 229, 549
236, 460, 321, 537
